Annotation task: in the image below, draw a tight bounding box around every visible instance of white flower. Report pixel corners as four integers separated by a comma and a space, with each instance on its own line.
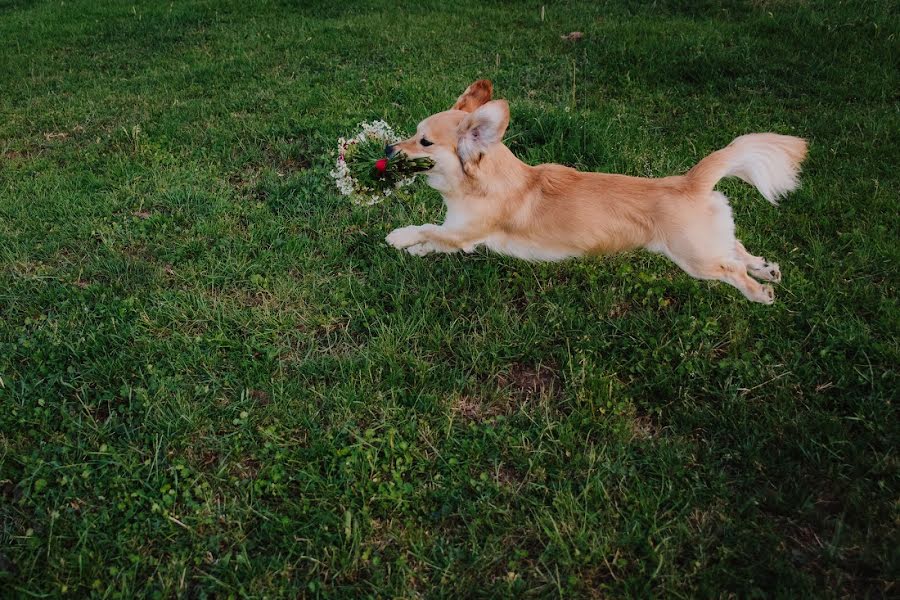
330, 120, 420, 205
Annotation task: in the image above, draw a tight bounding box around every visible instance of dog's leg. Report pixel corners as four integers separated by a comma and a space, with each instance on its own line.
661, 207, 775, 304
734, 240, 781, 283
661, 193, 775, 303
386, 224, 481, 255
672, 256, 775, 304
707, 261, 775, 304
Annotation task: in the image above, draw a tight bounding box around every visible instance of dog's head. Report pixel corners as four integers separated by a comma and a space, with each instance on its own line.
386, 80, 510, 190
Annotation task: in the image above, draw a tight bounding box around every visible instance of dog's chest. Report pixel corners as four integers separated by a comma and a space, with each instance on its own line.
441, 194, 480, 229
440, 193, 575, 261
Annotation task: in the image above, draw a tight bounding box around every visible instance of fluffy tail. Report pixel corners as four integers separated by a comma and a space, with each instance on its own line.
687, 133, 808, 204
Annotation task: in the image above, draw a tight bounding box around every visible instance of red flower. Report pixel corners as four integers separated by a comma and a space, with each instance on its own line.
375, 158, 388, 173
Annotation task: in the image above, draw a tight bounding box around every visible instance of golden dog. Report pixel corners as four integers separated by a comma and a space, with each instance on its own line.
386, 80, 807, 303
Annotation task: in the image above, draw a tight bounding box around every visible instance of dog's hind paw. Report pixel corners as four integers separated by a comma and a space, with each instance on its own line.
750, 261, 781, 283
757, 284, 775, 304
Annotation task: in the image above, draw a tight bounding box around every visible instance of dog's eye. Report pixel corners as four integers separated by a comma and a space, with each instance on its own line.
420, 138, 434, 147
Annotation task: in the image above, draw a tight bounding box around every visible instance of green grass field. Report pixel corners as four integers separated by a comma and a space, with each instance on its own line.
1, 0, 897, 597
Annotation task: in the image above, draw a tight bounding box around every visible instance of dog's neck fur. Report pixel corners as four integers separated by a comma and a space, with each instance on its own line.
431, 143, 532, 208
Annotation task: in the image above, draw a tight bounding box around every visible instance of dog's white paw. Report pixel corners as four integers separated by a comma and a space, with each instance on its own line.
763, 262, 781, 283
406, 241, 438, 256
749, 261, 781, 283
386, 226, 422, 249
756, 284, 775, 305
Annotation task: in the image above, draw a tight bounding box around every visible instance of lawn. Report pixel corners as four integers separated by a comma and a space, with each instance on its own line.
1, 0, 897, 597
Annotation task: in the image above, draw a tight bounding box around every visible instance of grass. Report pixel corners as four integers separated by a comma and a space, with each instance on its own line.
0, 0, 897, 597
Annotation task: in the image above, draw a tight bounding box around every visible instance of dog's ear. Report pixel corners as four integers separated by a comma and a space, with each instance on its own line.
451, 79, 493, 112
457, 99, 509, 165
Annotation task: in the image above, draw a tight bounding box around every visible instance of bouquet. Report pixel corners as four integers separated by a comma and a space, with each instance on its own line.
330, 120, 434, 205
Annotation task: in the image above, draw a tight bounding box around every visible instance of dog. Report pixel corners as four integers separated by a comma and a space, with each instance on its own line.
385, 80, 807, 304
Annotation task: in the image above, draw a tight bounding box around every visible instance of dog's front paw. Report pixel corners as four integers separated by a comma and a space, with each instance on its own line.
386, 226, 423, 249
406, 241, 438, 256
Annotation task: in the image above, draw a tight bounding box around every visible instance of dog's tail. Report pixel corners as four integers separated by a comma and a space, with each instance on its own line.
686, 133, 808, 204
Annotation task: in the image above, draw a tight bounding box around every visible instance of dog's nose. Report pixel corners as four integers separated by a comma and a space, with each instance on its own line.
384, 144, 397, 158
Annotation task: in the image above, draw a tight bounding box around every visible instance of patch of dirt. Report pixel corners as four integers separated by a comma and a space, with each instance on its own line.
205, 287, 275, 310
454, 364, 564, 422
5, 260, 51, 278
366, 518, 391, 553
766, 511, 887, 598
813, 490, 842, 516
241, 291, 266, 307
227, 166, 263, 191
0, 552, 19, 577
486, 536, 542, 585
607, 302, 630, 319
248, 389, 271, 406
452, 396, 487, 421
2, 149, 32, 161
656, 290, 680, 312
0, 480, 23, 503
91, 402, 110, 424
498, 363, 560, 400
264, 138, 314, 175
783, 520, 827, 561
198, 451, 220, 469
630, 414, 659, 440
292, 319, 367, 360
231, 458, 261, 480
119, 243, 154, 262
227, 137, 315, 193
275, 154, 311, 175
184, 446, 221, 471
451, 394, 518, 423
493, 464, 524, 489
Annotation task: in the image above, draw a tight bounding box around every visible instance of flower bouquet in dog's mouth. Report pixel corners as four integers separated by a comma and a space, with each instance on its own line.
330, 120, 434, 205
